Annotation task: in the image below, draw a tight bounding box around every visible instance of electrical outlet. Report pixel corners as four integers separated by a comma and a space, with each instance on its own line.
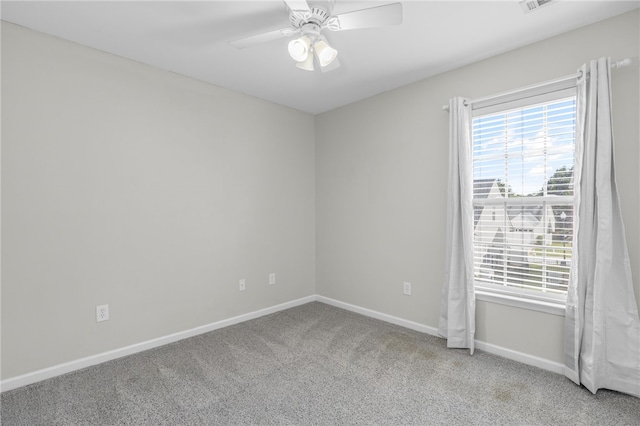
239, 279, 246, 291
403, 282, 412, 296
269, 273, 276, 285
96, 304, 109, 322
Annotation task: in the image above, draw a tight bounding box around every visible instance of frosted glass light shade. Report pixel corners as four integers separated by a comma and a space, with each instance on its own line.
296, 52, 315, 71
288, 36, 311, 62
314, 39, 337, 67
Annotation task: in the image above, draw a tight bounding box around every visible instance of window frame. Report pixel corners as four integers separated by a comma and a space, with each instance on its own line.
470, 86, 577, 315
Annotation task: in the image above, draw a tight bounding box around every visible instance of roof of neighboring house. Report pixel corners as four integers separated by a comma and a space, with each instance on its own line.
474, 179, 501, 226
509, 211, 540, 230
473, 179, 500, 200
475, 205, 553, 226
473, 178, 557, 229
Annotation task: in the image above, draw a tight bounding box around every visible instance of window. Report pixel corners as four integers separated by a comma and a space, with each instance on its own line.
472, 90, 576, 304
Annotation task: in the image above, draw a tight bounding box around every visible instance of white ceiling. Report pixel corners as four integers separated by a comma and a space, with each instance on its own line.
2, 1, 638, 114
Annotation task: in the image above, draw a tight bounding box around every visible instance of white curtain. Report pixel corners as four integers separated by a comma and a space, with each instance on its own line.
564, 57, 640, 397
438, 97, 476, 354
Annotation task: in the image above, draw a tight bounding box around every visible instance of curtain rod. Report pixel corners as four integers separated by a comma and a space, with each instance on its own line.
441, 58, 632, 112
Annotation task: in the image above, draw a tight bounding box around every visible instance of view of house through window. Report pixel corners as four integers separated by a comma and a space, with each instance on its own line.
472, 94, 576, 300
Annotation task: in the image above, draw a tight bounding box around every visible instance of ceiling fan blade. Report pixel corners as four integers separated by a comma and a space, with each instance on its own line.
284, 0, 312, 22
284, 0, 311, 14
229, 28, 296, 49
328, 2, 402, 31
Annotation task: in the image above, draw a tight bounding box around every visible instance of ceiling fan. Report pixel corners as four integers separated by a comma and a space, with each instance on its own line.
229, 0, 403, 72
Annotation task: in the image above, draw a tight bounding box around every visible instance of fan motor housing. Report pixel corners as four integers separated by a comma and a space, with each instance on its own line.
289, 5, 330, 28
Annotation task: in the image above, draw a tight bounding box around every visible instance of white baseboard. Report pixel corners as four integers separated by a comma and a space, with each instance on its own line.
315, 295, 564, 375
1, 294, 563, 392
315, 295, 440, 336
0, 295, 315, 392
474, 340, 565, 374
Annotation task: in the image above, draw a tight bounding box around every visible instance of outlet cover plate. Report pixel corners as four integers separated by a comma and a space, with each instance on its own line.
403, 282, 412, 296
96, 304, 109, 322
269, 273, 276, 285
239, 279, 246, 291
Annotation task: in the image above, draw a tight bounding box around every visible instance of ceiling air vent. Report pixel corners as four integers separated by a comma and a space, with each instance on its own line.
520, 0, 554, 14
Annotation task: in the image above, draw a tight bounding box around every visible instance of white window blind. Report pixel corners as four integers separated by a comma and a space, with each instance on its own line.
472, 92, 576, 302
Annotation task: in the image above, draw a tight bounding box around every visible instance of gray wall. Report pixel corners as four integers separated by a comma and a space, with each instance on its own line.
316, 10, 640, 364
1, 22, 316, 379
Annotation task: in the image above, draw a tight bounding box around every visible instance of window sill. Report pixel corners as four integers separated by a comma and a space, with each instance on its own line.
475, 290, 566, 317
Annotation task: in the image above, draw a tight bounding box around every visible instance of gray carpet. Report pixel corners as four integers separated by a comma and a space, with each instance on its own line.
1, 302, 639, 425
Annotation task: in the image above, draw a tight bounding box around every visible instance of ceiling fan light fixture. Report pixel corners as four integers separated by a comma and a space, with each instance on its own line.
230, 1, 405, 74
314, 38, 337, 67
288, 35, 311, 62
296, 52, 315, 71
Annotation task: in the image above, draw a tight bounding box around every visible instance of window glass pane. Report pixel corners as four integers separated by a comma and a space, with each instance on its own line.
472, 96, 576, 298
